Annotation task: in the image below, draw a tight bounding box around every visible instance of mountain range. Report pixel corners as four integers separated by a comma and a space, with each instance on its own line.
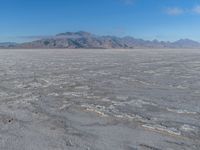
1, 31, 200, 49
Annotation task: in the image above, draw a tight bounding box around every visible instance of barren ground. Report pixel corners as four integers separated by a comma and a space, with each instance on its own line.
0, 49, 199, 150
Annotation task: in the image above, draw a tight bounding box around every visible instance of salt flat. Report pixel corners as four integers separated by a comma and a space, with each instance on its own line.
0, 49, 199, 150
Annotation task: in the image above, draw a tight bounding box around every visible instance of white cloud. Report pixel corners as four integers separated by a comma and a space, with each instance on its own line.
165, 5, 200, 16
192, 5, 200, 14
165, 7, 184, 16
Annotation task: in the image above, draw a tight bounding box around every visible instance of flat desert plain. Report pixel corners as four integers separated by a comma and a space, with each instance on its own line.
0, 49, 199, 150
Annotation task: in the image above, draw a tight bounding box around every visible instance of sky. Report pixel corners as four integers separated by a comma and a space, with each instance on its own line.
0, 0, 200, 42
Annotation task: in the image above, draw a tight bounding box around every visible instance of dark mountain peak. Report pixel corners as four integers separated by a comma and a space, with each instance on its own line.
75, 31, 92, 36
56, 31, 92, 37
152, 39, 159, 43
123, 36, 135, 40
56, 32, 74, 36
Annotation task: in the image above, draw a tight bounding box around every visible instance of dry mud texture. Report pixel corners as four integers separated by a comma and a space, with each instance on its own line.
0, 49, 199, 150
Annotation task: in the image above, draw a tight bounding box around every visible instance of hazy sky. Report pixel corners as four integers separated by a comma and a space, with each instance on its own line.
0, 0, 200, 42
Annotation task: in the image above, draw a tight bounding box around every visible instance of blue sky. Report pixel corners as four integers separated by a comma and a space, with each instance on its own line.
0, 0, 200, 42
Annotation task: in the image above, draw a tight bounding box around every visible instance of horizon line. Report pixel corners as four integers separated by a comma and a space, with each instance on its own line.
0, 31, 200, 43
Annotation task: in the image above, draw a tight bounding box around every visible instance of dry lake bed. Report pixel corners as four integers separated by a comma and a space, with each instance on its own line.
0, 49, 199, 150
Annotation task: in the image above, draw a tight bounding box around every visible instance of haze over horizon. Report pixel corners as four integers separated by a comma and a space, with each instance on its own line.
0, 0, 200, 43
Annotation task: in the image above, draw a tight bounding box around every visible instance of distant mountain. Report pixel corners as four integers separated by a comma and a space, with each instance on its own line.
2, 31, 200, 49
171, 39, 200, 48
56, 31, 93, 38
0, 42, 17, 48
